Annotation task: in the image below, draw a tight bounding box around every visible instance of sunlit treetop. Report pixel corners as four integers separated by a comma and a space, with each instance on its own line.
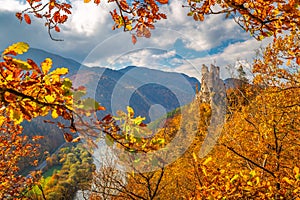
0, 42, 106, 146
17, 0, 300, 42
184, 0, 300, 40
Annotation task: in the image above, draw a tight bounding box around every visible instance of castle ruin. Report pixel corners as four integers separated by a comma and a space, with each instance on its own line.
197, 64, 224, 103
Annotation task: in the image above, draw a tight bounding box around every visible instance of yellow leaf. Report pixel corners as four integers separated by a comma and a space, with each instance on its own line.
45, 95, 55, 103
6, 74, 14, 81
12, 58, 32, 70
203, 156, 212, 165
41, 58, 52, 74
294, 166, 299, 175
127, 106, 134, 117
249, 170, 256, 178
255, 177, 260, 184
3, 42, 29, 55
258, 35, 264, 41
126, 25, 132, 31
84, 0, 91, 2
202, 167, 207, 176
0, 116, 5, 127
192, 152, 198, 162
52, 109, 59, 119
230, 174, 239, 183
283, 177, 294, 185
9, 109, 23, 124
247, 181, 253, 186
273, 9, 280, 16
50, 67, 68, 75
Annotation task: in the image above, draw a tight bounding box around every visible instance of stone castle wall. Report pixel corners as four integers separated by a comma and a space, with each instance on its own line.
197, 64, 223, 103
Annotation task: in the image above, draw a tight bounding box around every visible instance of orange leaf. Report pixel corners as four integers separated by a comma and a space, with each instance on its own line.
98, 105, 106, 111
64, 132, 73, 142
156, 0, 168, 4
55, 26, 60, 32
94, 0, 100, 4
72, 137, 81, 143
24, 14, 31, 24
296, 57, 300, 65
132, 35, 137, 45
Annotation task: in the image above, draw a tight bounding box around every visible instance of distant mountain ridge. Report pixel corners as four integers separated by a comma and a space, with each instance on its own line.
18, 48, 200, 121
16, 48, 242, 173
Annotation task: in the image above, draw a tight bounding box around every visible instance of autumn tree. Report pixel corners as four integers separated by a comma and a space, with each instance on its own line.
17, 0, 299, 42
0, 118, 41, 199
6, 0, 300, 199
189, 34, 300, 199
0, 41, 108, 197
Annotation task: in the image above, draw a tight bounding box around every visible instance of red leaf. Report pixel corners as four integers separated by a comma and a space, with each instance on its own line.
94, 0, 101, 5
15, 12, 22, 21
55, 26, 60, 32
156, 0, 168, 4
139, 122, 147, 127
63, 132, 73, 142
132, 35, 137, 45
160, 13, 167, 19
144, 28, 151, 38
102, 114, 112, 122
24, 14, 31, 24
27, 59, 41, 73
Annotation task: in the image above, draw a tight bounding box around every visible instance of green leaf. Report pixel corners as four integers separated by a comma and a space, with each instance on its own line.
151, 157, 158, 166
62, 78, 72, 88
82, 97, 100, 110
105, 134, 114, 146
73, 90, 86, 101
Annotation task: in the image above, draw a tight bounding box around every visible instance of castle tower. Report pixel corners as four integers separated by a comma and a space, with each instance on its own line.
196, 64, 223, 103
199, 64, 210, 102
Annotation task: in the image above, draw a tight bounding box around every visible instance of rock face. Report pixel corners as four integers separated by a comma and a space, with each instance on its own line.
196, 64, 227, 158
197, 64, 224, 103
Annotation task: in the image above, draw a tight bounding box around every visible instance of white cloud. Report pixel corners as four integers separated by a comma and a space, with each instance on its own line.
0, 0, 271, 82
174, 38, 271, 79
65, 0, 114, 36
0, 0, 27, 11
152, 50, 176, 59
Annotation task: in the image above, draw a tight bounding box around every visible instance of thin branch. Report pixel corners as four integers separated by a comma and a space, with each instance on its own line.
222, 143, 276, 178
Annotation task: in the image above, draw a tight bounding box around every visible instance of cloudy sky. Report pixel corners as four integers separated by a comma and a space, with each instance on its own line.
0, 0, 270, 80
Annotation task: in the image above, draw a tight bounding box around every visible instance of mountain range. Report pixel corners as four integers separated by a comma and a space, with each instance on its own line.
16, 48, 246, 174
18, 48, 200, 122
